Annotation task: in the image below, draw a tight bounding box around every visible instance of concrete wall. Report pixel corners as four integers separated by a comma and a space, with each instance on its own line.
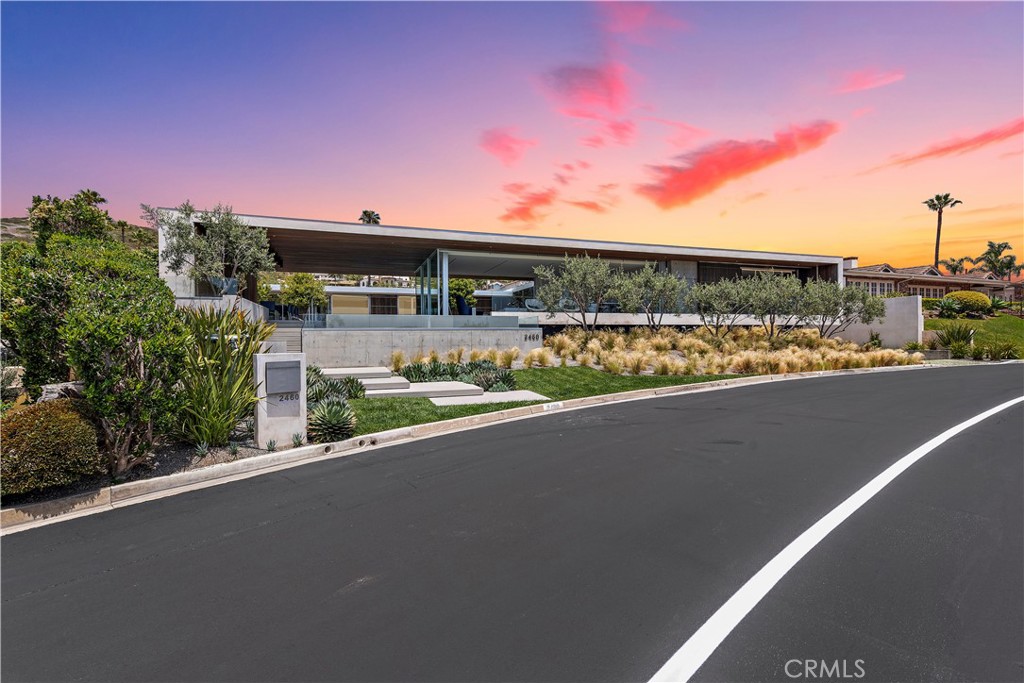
175, 295, 269, 322
158, 227, 195, 297
301, 328, 543, 367
840, 296, 922, 348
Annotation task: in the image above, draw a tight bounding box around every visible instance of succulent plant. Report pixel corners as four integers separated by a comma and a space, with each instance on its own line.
265, 439, 277, 452
307, 398, 357, 444
338, 375, 366, 399
292, 433, 305, 448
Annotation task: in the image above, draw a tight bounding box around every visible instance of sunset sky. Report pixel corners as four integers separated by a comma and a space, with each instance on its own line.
2, 1, 1022, 266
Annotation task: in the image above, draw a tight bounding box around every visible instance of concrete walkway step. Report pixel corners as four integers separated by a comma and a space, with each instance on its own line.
366, 381, 484, 399
360, 376, 411, 391
323, 366, 393, 380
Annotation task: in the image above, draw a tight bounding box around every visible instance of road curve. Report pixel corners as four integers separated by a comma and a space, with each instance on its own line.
2, 365, 1022, 682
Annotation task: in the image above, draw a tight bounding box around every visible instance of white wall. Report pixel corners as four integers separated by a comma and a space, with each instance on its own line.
158, 226, 195, 297
840, 296, 922, 348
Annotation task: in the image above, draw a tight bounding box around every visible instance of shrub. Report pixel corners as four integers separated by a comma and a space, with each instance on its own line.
944, 290, 991, 314
934, 322, 975, 347
970, 345, 987, 361
177, 307, 274, 447
1, 236, 158, 398
62, 273, 188, 475
1, 399, 103, 496
903, 341, 924, 351
948, 341, 971, 359
921, 298, 942, 311
307, 398, 357, 443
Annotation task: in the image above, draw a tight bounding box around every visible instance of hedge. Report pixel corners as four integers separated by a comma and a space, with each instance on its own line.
0, 399, 103, 496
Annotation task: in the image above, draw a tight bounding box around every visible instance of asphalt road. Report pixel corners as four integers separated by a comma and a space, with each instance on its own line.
2, 365, 1022, 683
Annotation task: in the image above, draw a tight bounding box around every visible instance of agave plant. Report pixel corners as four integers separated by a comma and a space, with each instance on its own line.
307, 398, 357, 444
337, 375, 366, 399
934, 298, 963, 319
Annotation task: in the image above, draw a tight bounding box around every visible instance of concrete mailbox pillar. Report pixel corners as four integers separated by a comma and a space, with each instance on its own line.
254, 353, 306, 449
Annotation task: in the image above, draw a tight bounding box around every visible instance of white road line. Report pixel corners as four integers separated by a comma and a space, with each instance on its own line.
649, 395, 1024, 683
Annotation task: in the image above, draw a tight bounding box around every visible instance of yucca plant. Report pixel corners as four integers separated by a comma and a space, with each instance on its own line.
307, 398, 357, 444
178, 307, 275, 446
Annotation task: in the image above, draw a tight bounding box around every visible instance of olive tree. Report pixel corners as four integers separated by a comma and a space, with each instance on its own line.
533, 254, 617, 335
142, 201, 276, 296
803, 280, 886, 338
614, 263, 687, 330
745, 272, 807, 338
684, 278, 749, 337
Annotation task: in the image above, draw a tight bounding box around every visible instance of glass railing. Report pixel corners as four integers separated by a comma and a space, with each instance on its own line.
324, 314, 536, 329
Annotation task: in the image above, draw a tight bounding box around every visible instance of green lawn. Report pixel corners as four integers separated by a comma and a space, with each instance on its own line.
350, 367, 736, 436
925, 314, 1024, 354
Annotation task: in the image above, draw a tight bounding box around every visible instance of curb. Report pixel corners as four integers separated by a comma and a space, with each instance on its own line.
0, 363, 942, 535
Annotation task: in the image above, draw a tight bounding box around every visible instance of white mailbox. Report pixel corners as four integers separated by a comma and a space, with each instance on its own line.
254, 353, 306, 449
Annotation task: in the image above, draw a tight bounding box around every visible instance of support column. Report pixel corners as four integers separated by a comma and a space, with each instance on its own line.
441, 251, 450, 316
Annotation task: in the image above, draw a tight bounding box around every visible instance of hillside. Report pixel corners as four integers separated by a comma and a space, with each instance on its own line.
1, 217, 158, 250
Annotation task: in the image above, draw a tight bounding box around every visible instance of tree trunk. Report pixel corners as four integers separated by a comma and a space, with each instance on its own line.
933, 209, 943, 268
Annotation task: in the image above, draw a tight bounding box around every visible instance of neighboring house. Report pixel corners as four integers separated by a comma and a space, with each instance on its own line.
842, 260, 1010, 299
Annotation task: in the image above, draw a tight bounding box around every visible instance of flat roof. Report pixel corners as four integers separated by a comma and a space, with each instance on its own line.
183, 211, 847, 277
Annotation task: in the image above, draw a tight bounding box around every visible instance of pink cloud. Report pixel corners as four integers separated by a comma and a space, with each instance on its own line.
637, 121, 841, 208
544, 61, 630, 118
597, 2, 688, 43
565, 200, 607, 213
836, 68, 905, 94
581, 134, 606, 148
645, 117, 709, 148
880, 118, 1024, 168
500, 184, 559, 223
479, 127, 538, 166
604, 119, 636, 145
851, 106, 875, 119
554, 173, 573, 186
577, 160, 592, 169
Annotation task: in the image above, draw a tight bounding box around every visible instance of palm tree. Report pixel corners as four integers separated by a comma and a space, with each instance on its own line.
938, 256, 973, 275
359, 210, 381, 225
970, 241, 1014, 279
923, 193, 963, 268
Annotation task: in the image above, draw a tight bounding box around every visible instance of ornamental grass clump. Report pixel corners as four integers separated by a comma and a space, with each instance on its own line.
624, 351, 650, 375
599, 352, 625, 375
390, 350, 406, 372
545, 333, 577, 357
445, 347, 465, 364
498, 347, 520, 369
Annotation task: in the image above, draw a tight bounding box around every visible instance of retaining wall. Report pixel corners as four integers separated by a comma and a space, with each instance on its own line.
301, 328, 543, 366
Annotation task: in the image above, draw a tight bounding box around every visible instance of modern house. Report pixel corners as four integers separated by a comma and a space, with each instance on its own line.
157, 211, 927, 360
842, 260, 1010, 299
